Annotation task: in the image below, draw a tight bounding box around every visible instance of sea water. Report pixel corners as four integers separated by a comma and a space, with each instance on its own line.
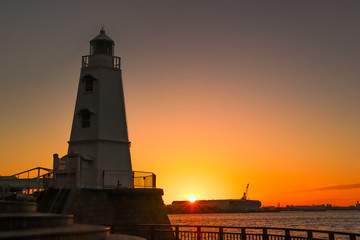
169, 210, 360, 233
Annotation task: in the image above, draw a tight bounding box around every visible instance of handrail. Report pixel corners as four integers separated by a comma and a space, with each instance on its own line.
10, 167, 52, 178
133, 224, 360, 236
0, 167, 53, 196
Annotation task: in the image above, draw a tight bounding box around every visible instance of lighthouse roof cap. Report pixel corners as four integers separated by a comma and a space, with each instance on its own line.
90, 29, 114, 44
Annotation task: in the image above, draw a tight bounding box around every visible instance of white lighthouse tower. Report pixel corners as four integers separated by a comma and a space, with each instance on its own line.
53, 29, 133, 189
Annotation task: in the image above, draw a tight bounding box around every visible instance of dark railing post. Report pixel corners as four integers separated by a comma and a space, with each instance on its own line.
350, 234, 356, 240
329, 233, 334, 240
241, 227, 246, 240
152, 173, 156, 188
150, 225, 154, 240
219, 227, 224, 240
175, 226, 179, 240
263, 228, 269, 240
102, 170, 105, 188
197, 226, 202, 240
285, 229, 290, 240
307, 231, 313, 240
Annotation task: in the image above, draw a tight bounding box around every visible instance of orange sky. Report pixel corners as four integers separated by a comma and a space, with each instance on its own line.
1, 1, 360, 206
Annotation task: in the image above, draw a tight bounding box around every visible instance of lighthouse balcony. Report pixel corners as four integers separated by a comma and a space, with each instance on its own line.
82, 55, 121, 69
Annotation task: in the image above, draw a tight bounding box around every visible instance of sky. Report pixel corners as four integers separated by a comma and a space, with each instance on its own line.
0, 1, 360, 206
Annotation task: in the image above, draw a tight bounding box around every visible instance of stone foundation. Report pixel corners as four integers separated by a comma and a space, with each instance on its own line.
37, 188, 170, 229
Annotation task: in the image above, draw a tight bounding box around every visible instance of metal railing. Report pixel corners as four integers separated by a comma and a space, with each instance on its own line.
82, 55, 88, 67
110, 225, 360, 240
1, 166, 156, 199
54, 168, 156, 189
133, 171, 156, 188
99, 170, 156, 188
113, 56, 121, 68
0, 167, 53, 195
82, 55, 121, 69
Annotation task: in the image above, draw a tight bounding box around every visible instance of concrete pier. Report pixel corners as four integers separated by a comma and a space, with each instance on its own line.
37, 188, 170, 230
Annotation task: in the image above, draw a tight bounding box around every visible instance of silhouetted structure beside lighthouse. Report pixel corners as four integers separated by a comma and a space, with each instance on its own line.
37, 29, 169, 228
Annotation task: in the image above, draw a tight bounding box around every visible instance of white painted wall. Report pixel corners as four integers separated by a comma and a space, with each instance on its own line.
61, 53, 133, 189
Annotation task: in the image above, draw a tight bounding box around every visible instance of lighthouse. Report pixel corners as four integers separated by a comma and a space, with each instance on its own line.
53, 29, 133, 189
38, 29, 169, 226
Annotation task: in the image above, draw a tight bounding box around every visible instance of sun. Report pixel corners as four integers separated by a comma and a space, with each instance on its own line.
188, 196, 197, 203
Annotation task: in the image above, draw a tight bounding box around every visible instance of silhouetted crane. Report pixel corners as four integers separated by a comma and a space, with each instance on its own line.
241, 183, 249, 200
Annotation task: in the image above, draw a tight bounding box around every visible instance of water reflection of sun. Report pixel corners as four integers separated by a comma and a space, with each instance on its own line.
188, 196, 197, 203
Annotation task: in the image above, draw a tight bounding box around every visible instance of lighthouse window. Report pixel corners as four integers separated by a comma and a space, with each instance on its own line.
80, 110, 91, 128
85, 78, 93, 92
82, 75, 96, 93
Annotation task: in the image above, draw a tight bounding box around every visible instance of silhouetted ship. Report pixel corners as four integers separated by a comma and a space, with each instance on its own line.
167, 184, 262, 214
167, 198, 261, 214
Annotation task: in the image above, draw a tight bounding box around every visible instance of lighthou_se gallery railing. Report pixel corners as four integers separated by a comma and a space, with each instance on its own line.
82, 55, 121, 69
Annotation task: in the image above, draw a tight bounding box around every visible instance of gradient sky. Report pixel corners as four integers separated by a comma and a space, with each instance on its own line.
1, 1, 360, 206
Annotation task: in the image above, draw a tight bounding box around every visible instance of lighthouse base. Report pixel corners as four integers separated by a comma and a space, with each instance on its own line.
37, 188, 170, 229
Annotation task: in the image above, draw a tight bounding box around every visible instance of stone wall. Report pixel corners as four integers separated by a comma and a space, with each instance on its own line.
37, 188, 170, 229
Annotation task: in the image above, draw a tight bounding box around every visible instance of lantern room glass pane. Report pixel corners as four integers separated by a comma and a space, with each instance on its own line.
91, 40, 113, 55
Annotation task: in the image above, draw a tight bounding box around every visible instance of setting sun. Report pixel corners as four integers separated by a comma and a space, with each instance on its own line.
188, 196, 197, 203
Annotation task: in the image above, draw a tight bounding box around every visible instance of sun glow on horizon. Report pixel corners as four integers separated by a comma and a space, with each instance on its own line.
189, 196, 197, 203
